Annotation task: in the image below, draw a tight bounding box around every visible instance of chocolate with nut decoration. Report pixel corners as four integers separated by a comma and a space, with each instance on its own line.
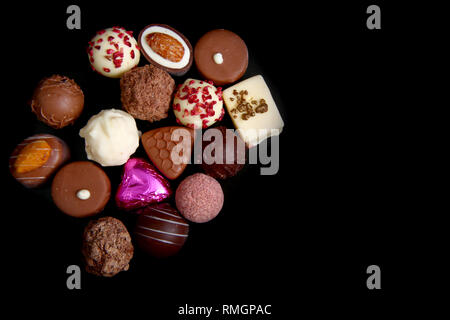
138, 24, 193, 76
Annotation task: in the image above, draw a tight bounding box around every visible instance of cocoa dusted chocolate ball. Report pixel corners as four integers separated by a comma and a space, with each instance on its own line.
31, 75, 84, 129
120, 64, 175, 122
82, 217, 134, 277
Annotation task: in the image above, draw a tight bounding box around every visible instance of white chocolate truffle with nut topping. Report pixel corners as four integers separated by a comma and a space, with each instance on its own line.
79, 109, 140, 166
87, 27, 140, 78
173, 79, 224, 129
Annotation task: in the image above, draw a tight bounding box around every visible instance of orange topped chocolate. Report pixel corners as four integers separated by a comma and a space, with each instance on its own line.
14, 140, 51, 174
9, 134, 70, 188
141, 126, 194, 180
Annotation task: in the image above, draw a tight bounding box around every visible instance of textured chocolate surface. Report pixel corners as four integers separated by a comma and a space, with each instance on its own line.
9, 134, 70, 188
31, 75, 84, 128
175, 173, 224, 223
120, 64, 175, 122
51, 161, 111, 218
134, 203, 189, 258
82, 217, 134, 277
141, 126, 194, 180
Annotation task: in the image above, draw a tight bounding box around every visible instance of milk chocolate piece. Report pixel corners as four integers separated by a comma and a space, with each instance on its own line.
9, 134, 70, 188
31, 75, 84, 128
51, 161, 111, 218
134, 203, 189, 258
141, 126, 194, 180
194, 29, 248, 86
139, 24, 193, 76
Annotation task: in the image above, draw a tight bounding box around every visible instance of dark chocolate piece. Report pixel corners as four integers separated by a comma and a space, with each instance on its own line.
201, 126, 246, 179
134, 203, 189, 258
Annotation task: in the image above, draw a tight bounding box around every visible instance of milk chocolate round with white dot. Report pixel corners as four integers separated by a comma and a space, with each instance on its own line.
134, 203, 189, 258
138, 24, 193, 76
9, 134, 70, 188
87, 26, 140, 78
51, 161, 111, 218
194, 29, 248, 86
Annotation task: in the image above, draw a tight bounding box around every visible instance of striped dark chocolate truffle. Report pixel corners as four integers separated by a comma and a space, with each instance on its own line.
134, 203, 189, 258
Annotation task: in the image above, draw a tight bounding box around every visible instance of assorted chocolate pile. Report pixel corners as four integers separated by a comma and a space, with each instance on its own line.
9, 24, 285, 278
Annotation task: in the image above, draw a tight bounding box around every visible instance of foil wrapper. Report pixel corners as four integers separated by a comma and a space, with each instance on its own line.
116, 158, 172, 210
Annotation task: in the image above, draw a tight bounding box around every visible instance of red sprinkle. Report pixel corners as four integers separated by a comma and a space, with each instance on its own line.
108, 36, 114, 42
103, 68, 110, 73
130, 50, 135, 59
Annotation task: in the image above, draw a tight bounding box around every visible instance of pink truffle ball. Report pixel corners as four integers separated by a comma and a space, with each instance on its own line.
175, 173, 224, 223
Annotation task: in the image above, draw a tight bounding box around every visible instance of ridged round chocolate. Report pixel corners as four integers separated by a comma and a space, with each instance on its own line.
9, 134, 70, 188
134, 203, 189, 258
31, 75, 84, 128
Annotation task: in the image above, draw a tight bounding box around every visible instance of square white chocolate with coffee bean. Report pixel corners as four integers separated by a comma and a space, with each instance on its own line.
223, 75, 284, 148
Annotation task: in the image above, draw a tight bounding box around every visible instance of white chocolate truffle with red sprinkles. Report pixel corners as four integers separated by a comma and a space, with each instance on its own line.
173, 79, 224, 129
87, 26, 140, 78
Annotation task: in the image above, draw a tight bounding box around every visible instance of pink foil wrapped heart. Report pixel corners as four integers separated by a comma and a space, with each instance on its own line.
116, 158, 172, 210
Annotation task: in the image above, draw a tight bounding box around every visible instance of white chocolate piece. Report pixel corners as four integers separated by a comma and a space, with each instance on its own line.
79, 109, 140, 166
173, 79, 224, 129
213, 52, 224, 64
139, 25, 190, 70
88, 27, 140, 78
223, 75, 284, 148
76, 189, 91, 200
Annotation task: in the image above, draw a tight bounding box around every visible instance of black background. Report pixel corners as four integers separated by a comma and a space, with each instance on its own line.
2, 0, 442, 317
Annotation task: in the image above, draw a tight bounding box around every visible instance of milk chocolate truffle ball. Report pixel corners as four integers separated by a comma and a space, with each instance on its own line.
175, 173, 224, 223
31, 75, 84, 129
120, 64, 175, 122
82, 217, 134, 277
